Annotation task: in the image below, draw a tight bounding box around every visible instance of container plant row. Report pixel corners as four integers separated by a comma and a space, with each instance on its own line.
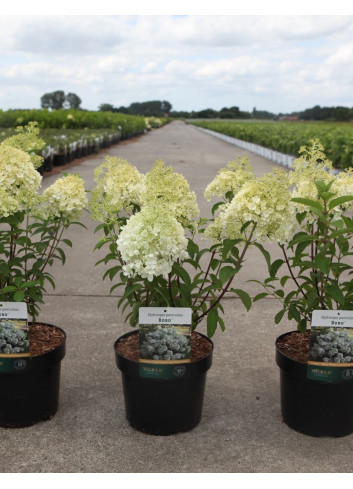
0, 125, 143, 175
1, 123, 353, 437
190, 119, 353, 169
0, 108, 164, 175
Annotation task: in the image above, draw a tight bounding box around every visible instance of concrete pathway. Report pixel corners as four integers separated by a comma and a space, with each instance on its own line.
1, 121, 353, 473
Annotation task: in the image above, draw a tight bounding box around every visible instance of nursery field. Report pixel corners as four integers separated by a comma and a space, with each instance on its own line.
0, 109, 168, 174
189, 119, 353, 169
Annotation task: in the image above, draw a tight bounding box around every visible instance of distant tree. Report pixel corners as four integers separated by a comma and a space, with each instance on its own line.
194, 108, 218, 118
40, 90, 66, 110
161, 101, 172, 114
128, 100, 172, 117
299, 105, 353, 121
99, 103, 115, 112
219, 106, 240, 118
170, 110, 191, 118
116, 106, 129, 114
65, 92, 82, 109
332, 106, 351, 121
251, 107, 276, 120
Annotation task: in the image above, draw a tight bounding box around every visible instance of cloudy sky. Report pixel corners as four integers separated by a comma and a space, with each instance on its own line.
1, 5, 353, 114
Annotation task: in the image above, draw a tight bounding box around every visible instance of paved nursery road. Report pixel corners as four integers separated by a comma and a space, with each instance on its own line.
2, 120, 353, 474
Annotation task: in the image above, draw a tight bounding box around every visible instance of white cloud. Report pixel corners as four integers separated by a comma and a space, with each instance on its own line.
1, 15, 353, 113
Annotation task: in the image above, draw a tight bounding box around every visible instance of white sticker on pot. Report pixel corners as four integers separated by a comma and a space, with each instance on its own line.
307, 310, 353, 382
0, 302, 30, 373
138, 307, 192, 379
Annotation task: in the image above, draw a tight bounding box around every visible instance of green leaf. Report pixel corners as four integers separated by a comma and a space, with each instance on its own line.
288, 304, 301, 323
329, 195, 353, 210
154, 287, 171, 307
232, 288, 251, 311
62, 238, 73, 248
207, 307, 218, 338
270, 259, 284, 278
14, 276, 22, 287
329, 228, 353, 239
219, 266, 236, 285
187, 239, 199, 259
315, 179, 334, 193
221, 239, 239, 260
210, 258, 220, 271
292, 200, 326, 222
298, 318, 307, 333
173, 263, 191, 285
211, 201, 224, 216
118, 284, 143, 307
253, 292, 269, 302
179, 283, 192, 306
274, 309, 286, 324
0, 263, 9, 276
0, 285, 17, 293
325, 284, 345, 305
313, 254, 331, 275
289, 233, 318, 247
14, 291, 25, 302
291, 197, 323, 211
55, 247, 66, 264
280, 276, 290, 287
253, 242, 271, 271
218, 316, 226, 332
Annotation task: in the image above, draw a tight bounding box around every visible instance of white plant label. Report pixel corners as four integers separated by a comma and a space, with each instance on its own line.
138, 307, 192, 379
308, 310, 353, 382
0, 302, 30, 373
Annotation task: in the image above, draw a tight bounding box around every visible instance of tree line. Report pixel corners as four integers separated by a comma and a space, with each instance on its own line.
292, 105, 353, 122
39, 90, 353, 122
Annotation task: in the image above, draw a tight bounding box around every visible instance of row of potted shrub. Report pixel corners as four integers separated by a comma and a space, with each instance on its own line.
190, 119, 353, 169
39, 129, 124, 173
1, 123, 353, 437
0, 114, 170, 175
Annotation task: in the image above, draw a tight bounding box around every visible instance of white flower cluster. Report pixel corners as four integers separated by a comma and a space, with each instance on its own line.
288, 139, 353, 220
204, 156, 253, 202
91, 157, 199, 281
41, 173, 87, 220
206, 170, 296, 244
331, 169, 353, 212
0, 144, 42, 217
90, 157, 145, 221
141, 160, 199, 228
117, 203, 188, 281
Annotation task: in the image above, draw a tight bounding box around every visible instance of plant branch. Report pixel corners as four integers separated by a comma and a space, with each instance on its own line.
194, 223, 256, 325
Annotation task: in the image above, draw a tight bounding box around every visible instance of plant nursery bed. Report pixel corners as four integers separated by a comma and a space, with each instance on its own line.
116, 331, 212, 363
29, 324, 66, 357
276, 330, 311, 364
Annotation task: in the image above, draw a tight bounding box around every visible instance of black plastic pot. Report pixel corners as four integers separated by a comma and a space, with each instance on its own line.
276, 331, 353, 437
53, 153, 67, 166
0, 323, 66, 428
115, 331, 213, 435
43, 155, 53, 173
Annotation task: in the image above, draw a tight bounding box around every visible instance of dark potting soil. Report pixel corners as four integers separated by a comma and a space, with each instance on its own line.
277, 330, 311, 364
29, 324, 65, 357
116, 331, 212, 363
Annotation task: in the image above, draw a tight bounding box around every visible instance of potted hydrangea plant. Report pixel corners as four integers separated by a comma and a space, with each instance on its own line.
233, 140, 353, 437
0, 122, 87, 428
90, 155, 273, 435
